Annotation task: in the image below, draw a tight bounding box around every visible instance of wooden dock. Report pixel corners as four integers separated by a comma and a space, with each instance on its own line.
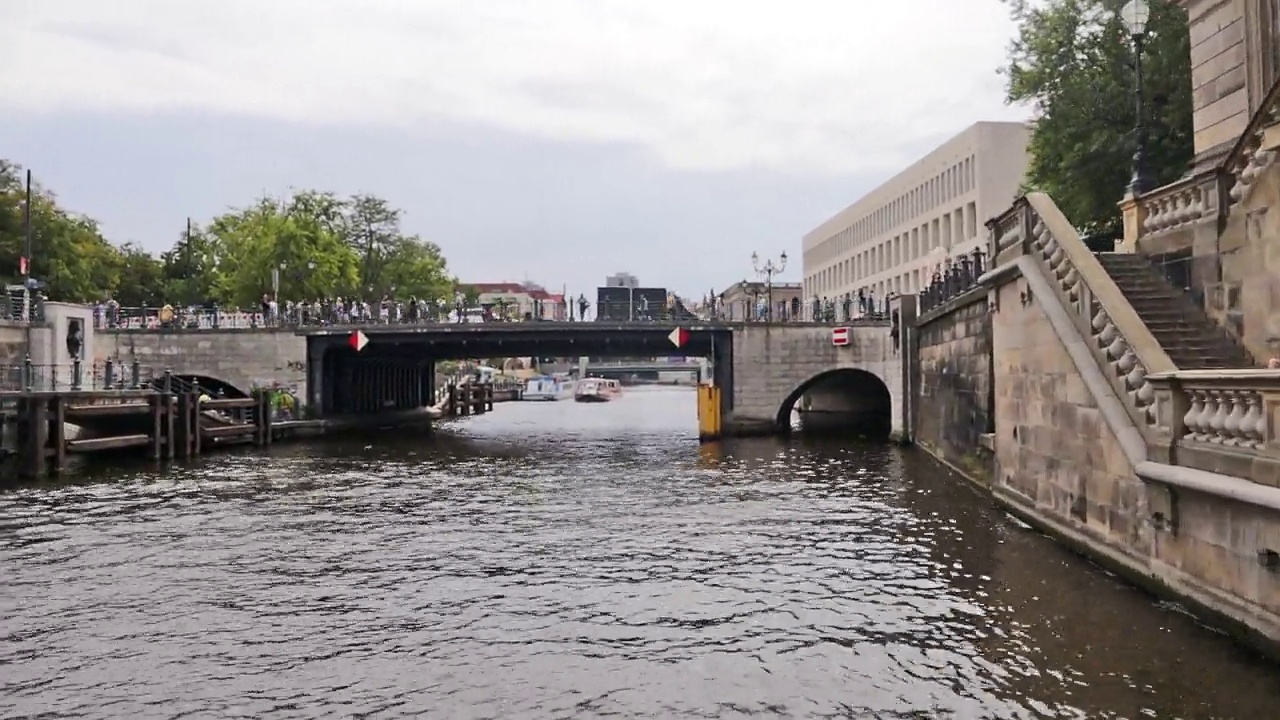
440, 383, 496, 417
1, 378, 503, 480
3, 388, 275, 479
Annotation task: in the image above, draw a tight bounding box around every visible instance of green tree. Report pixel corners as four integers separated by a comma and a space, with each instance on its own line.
205, 194, 362, 307
0, 162, 462, 310
377, 235, 455, 300
113, 243, 168, 307
1004, 0, 1193, 234
343, 194, 401, 292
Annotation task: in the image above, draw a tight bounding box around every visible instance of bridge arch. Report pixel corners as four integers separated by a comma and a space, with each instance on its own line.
775, 368, 892, 438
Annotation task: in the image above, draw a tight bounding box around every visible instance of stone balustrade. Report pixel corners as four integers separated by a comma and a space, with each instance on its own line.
1136, 171, 1223, 237
1146, 370, 1280, 487
1010, 194, 1176, 432
1225, 88, 1279, 206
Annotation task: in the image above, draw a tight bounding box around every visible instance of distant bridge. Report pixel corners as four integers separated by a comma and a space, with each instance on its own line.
95, 318, 909, 439
582, 359, 707, 376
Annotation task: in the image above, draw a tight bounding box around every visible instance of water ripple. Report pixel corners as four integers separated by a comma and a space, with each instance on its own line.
2, 388, 1276, 719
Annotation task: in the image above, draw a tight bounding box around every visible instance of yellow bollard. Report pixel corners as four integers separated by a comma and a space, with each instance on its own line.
697, 384, 722, 441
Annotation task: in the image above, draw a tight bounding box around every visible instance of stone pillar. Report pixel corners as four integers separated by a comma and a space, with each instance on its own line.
1118, 193, 1144, 253
894, 293, 918, 444
888, 293, 914, 444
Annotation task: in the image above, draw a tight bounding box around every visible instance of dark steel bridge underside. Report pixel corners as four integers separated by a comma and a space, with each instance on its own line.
303, 323, 735, 417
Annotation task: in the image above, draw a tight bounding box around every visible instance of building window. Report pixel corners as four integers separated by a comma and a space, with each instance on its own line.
966, 201, 978, 239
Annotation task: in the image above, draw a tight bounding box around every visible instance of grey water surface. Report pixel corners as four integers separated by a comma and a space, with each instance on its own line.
2, 386, 1277, 719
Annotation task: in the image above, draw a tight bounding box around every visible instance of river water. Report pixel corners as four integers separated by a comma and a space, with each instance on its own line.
2, 386, 1277, 719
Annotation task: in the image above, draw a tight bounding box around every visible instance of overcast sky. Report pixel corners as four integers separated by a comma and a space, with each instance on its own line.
1, 0, 1028, 300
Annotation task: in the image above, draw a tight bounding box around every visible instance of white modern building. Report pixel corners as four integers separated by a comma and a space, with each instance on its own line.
802, 121, 1030, 303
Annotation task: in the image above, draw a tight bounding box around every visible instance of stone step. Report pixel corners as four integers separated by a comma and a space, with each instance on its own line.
1095, 252, 1254, 370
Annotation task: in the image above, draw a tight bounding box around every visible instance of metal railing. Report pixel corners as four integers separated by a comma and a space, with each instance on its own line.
917, 249, 986, 314
0, 359, 156, 392
94, 302, 687, 330
707, 295, 895, 323
90, 293, 900, 331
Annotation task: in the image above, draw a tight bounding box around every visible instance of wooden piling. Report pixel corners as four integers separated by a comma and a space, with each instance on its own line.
254, 391, 273, 445
175, 392, 192, 460
162, 392, 175, 461
50, 395, 66, 474
148, 393, 163, 460
17, 396, 47, 479
192, 394, 203, 456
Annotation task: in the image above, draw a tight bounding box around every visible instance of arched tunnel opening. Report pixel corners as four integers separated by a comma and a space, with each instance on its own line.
775, 369, 892, 439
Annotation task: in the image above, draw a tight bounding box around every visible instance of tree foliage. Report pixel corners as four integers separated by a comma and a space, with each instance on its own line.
1004, 0, 1193, 234
0, 161, 457, 307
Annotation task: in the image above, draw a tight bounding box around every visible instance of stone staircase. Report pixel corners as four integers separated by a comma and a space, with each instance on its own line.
1096, 253, 1254, 370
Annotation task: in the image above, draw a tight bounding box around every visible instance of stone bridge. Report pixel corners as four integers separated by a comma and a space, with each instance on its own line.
92, 312, 908, 439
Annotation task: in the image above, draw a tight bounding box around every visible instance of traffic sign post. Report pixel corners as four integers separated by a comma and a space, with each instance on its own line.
831, 327, 849, 346
349, 330, 368, 352
668, 327, 690, 349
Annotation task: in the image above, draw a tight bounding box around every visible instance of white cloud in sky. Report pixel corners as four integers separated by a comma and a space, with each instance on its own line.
1, 0, 1029, 176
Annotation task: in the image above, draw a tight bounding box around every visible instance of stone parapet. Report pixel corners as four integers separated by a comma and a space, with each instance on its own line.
1147, 369, 1280, 486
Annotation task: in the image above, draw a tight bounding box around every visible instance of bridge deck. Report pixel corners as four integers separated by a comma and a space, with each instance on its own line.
298, 319, 890, 337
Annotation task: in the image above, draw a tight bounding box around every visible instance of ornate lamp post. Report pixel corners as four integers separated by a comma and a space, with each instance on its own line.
1120, 0, 1152, 195
751, 250, 787, 323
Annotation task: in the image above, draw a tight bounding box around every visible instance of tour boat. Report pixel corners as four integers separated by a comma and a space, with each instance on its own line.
522, 374, 575, 401
574, 377, 622, 403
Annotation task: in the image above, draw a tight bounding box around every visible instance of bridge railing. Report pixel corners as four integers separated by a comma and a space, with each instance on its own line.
705, 298, 895, 323
89, 301, 895, 330
0, 360, 158, 393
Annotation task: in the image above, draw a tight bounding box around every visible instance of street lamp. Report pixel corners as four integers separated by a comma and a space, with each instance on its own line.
751, 250, 787, 323
1120, 0, 1152, 195
273, 261, 286, 299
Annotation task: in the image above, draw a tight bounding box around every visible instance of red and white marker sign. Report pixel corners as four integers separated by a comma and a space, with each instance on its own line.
831, 326, 850, 346
349, 329, 369, 352
667, 327, 690, 348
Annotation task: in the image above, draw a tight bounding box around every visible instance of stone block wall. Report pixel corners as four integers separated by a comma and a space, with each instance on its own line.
915, 289, 994, 482
94, 329, 308, 399
1220, 153, 1280, 360
728, 323, 904, 438
993, 275, 1280, 642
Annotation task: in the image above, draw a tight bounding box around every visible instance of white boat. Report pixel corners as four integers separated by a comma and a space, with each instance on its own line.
522, 374, 575, 401
574, 377, 622, 403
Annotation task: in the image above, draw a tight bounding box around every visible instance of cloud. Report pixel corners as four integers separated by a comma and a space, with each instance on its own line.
1, 0, 1029, 176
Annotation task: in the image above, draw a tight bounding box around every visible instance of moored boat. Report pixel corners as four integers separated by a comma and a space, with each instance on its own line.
574, 377, 622, 402
522, 373, 575, 401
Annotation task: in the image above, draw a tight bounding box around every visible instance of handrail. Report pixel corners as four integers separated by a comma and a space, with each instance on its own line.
1224, 74, 1280, 205
992, 192, 1176, 433
1025, 192, 1176, 374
